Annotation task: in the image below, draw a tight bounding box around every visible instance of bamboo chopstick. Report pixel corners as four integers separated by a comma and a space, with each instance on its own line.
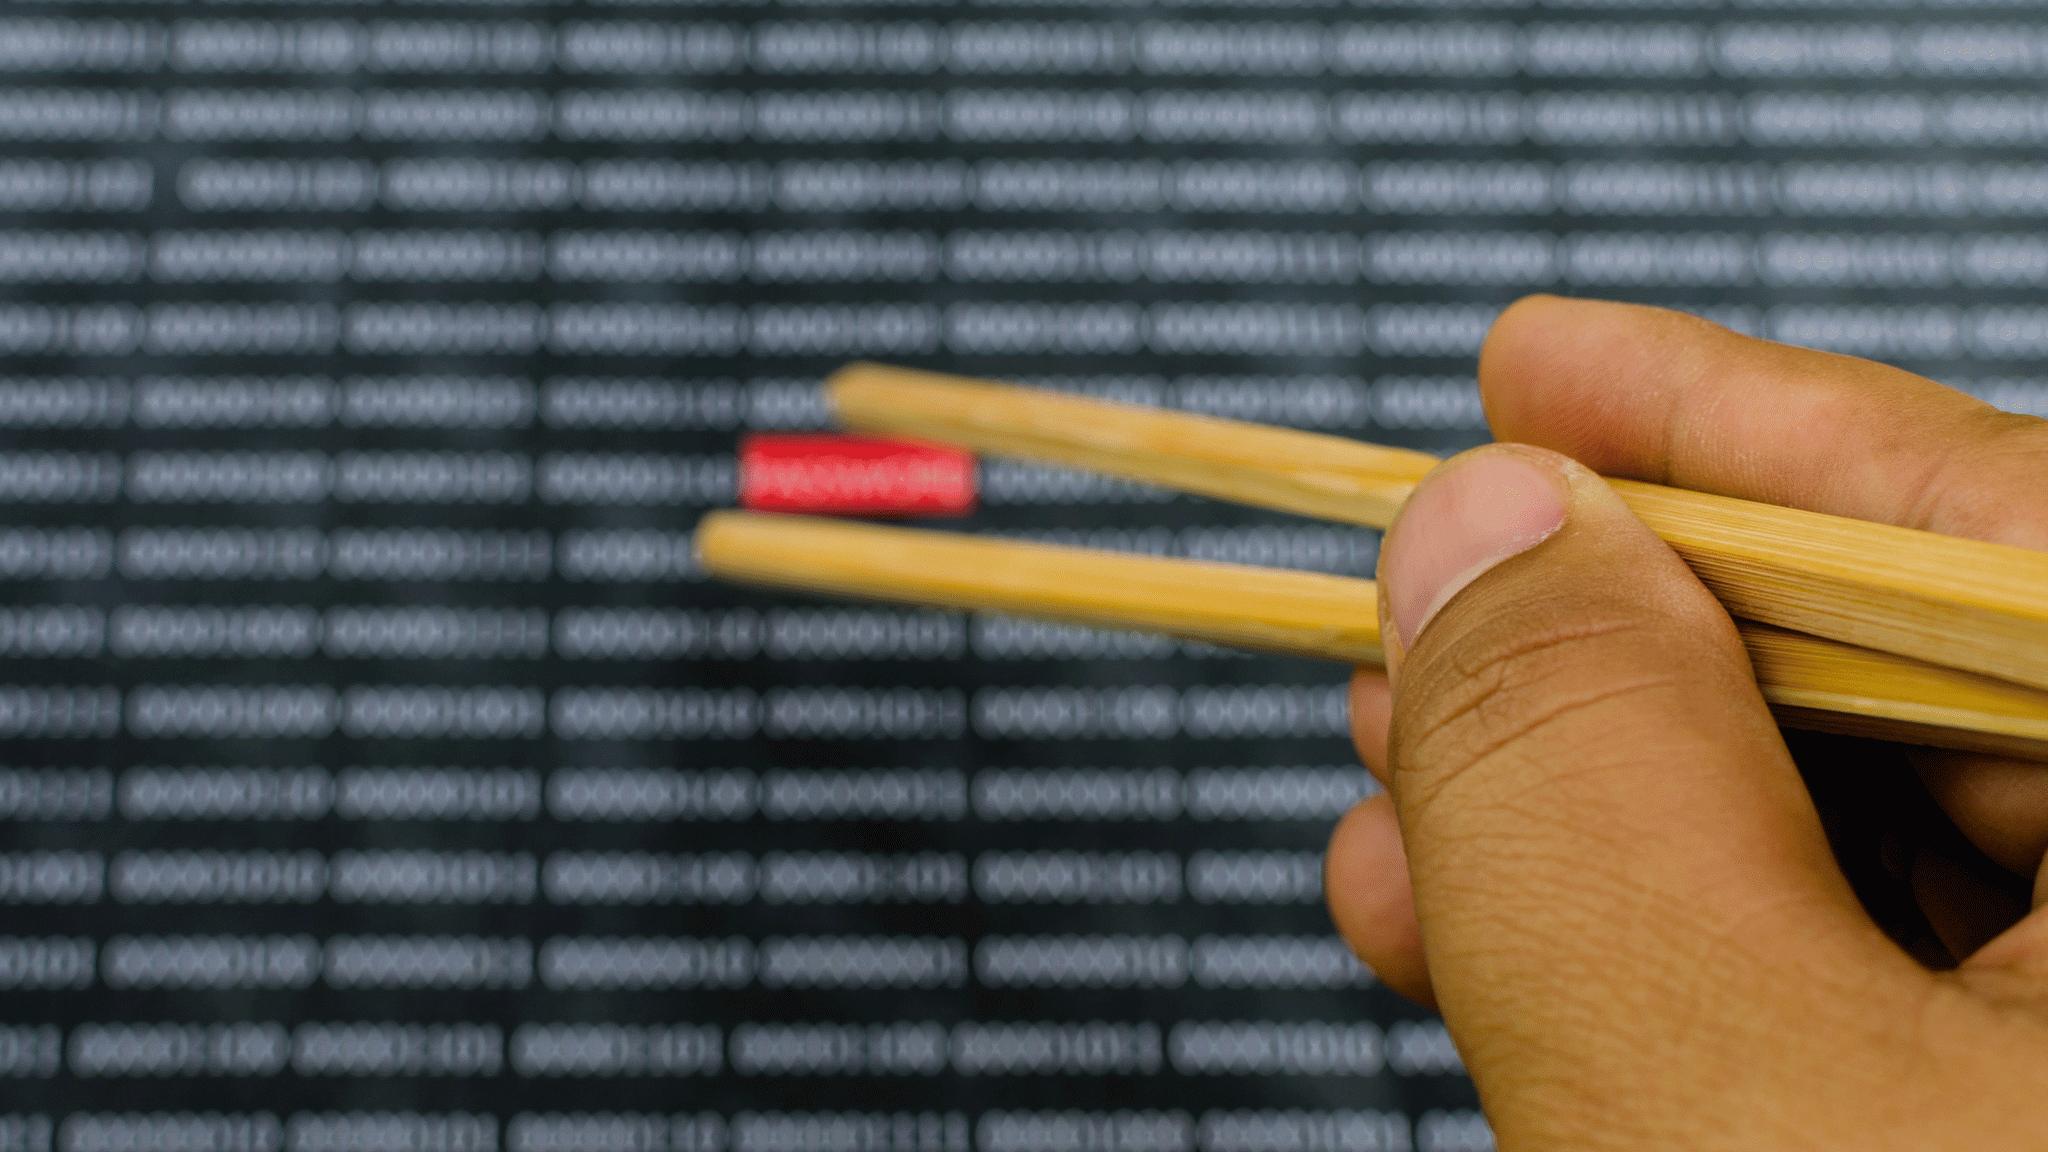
696, 511, 2048, 761
828, 363, 2048, 694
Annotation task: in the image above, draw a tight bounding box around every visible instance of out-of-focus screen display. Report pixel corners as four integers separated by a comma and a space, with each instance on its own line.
2, 2, 2046, 1149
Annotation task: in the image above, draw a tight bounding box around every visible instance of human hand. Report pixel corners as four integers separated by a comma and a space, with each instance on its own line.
1326, 296, 2048, 1148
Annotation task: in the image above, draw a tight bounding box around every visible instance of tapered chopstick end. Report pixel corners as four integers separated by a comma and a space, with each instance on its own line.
822, 361, 900, 418
692, 509, 753, 578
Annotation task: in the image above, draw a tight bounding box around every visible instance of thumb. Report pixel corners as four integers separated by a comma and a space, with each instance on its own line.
1375, 445, 1924, 1141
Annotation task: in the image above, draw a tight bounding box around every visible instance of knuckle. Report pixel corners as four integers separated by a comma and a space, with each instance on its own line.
1904, 407, 2048, 546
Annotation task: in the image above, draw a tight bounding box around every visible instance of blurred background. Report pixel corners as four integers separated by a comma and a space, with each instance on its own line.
3, 1, 2047, 1149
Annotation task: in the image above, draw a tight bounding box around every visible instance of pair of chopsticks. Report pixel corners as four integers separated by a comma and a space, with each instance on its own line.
697, 364, 2048, 761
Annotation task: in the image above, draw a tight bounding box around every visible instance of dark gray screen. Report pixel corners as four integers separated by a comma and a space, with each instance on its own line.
0, 3, 2043, 1150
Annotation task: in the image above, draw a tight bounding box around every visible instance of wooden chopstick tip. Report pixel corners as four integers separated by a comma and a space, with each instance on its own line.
824, 361, 1020, 426
691, 509, 749, 578
822, 360, 889, 388
822, 360, 907, 414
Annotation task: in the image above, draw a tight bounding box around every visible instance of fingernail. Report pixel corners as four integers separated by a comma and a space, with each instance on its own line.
1380, 447, 1571, 658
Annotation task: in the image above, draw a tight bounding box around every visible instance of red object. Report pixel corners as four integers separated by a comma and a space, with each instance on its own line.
739, 435, 977, 517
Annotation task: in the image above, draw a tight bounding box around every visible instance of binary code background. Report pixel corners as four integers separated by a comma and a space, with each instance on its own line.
5, 3, 2048, 1151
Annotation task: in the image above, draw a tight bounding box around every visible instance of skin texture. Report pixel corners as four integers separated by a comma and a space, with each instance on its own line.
1325, 296, 2048, 1149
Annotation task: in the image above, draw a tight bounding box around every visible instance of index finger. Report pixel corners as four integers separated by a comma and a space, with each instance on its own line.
1480, 294, 2048, 876
1477, 295, 2048, 551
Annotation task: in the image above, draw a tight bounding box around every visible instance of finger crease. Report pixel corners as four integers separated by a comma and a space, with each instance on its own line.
1401, 671, 1686, 816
